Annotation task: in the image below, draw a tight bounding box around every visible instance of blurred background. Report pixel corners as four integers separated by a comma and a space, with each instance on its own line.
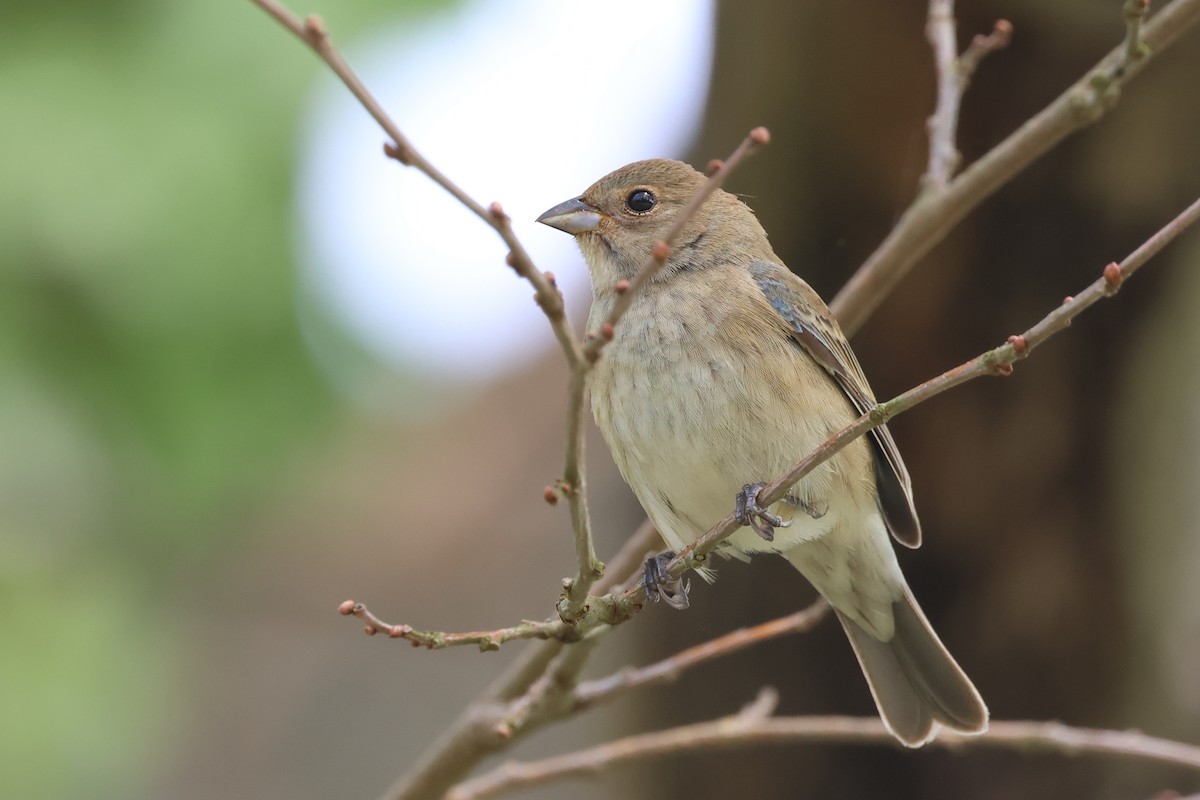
2, 1, 1199, 799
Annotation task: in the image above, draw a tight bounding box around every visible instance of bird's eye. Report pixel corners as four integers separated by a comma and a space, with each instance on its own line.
625, 189, 656, 214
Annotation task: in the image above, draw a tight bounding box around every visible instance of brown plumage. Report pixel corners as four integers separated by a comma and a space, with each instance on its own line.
538, 158, 987, 746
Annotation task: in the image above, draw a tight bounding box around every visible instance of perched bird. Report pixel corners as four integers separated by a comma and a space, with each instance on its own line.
537, 158, 987, 746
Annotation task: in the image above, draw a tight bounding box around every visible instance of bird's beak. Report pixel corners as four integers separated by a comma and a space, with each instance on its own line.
536, 197, 603, 234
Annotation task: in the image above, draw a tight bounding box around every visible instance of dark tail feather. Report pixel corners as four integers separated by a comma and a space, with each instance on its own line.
837, 590, 988, 747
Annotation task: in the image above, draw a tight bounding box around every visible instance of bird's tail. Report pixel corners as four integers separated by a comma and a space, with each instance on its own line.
836, 589, 988, 747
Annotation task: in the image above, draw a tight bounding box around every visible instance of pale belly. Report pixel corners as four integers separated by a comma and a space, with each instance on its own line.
591, 311, 872, 559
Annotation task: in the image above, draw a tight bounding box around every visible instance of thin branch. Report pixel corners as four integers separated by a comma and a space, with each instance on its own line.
924, 0, 1012, 189
556, 361, 602, 617
449, 711, 1200, 800
249, 0, 579, 367
1122, 0, 1153, 70
924, 0, 963, 188
378, 521, 661, 800
959, 18, 1014, 82
573, 599, 830, 710
337, 600, 563, 650
833, 0, 1200, 336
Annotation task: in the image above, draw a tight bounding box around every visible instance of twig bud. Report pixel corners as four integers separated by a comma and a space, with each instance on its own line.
600, 323, 615, 341
363, 624, 378, 636
382, 141, 413, 165
1007, 334, 1028, 355
488, 201, 509, 224
338, 600, 356, 615
544, 271, 557, 287
750, 126, 771, 147
614, 279, 631, 294
706, 159, 724, 177
651, 240, 670, 262
1103, 262, 1124, 293
304, 14, 327, 39
543, 486, 558, 505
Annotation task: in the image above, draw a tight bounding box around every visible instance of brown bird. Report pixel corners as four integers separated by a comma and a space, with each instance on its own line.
538, 158, 988, 746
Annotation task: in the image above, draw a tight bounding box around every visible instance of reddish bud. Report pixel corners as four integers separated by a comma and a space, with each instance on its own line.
601, 322, 615, 340
1007, 334, 1028, 354
750, 126, 771, 146
338, 600, 356, 616
363, 625, 378, 636
383, 141, 412, 165
559, 481, 573, 495
495, 722, 514, 739
544, 271, 557, 287
614, 279, 631, 294
488, 202, 508, 223
1103, 262, 1124, 291
994, 362, 1014, 377
505, 252, 518, 269
304, 14, 327, 37
1063, 295, 1075, 304
543, 486, 558, 505
994, 19, 1014, 36
652, 240, 670, 262
706, 159, 724, 176
387, 626, 404, 639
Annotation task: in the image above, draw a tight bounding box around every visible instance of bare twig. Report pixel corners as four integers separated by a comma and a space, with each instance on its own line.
378, 521, 661, 800
337, 600, 562, 650
1122, 0, 1153, 70
449, 711, 1200, 800
924, 0, 964, 188
248, 0, 578, 367
959, 18, 1014, 81
834, 0, 1200, 335
573, 599, 830, 710
924, 0, 1012, 189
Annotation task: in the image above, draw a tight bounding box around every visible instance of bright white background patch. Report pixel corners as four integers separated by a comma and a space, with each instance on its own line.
296, 0, 716, 388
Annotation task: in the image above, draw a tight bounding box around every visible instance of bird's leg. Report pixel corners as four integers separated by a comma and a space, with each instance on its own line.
642, 552, 690, 610
784, 494, 827, 520
736, 482, 792, 541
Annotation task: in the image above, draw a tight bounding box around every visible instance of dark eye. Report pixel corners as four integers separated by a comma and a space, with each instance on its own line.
625, 189, 656, 214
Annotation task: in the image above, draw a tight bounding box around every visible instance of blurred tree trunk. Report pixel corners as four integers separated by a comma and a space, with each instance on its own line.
625, 2, 1200, 798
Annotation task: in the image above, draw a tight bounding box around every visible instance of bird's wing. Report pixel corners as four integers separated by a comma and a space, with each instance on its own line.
748, 260, 921, 548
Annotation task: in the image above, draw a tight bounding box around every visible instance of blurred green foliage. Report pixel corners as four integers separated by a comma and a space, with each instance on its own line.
0, 1, 450, 797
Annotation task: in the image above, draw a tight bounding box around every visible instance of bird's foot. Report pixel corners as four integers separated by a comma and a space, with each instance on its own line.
642, 552, 690, 610
736, 482, 792, 541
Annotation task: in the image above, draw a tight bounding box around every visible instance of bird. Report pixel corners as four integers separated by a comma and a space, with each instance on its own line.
536, 158, 988, 746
